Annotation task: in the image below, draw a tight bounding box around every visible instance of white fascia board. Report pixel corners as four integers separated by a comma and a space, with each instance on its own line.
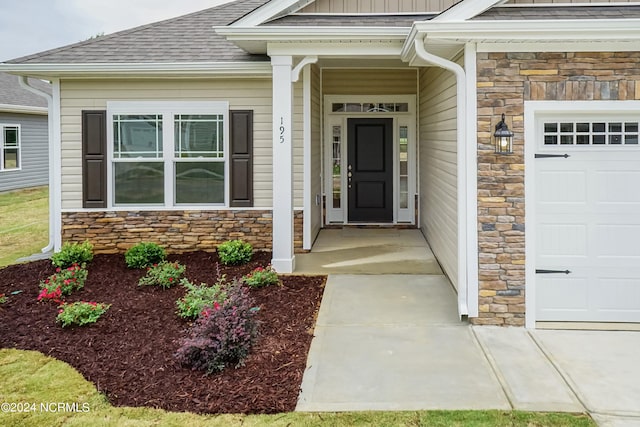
0, 62, 272, 79
233, 0, 315, 27
477, 41, 640, 53
217, 26, 409, 40
411, 19, 640, 42
433, 0, 505, 22
0, 104, 48, 115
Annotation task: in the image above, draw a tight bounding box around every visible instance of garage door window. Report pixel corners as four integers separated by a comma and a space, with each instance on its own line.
544, 120, 639, 146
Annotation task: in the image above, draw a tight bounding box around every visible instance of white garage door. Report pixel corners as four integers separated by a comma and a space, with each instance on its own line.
535, 118, 640, 322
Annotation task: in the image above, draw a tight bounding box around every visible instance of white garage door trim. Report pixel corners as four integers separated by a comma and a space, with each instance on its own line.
525, 100, 640, 328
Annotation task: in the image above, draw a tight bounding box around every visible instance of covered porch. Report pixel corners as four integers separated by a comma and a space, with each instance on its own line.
217, 25, 479, 319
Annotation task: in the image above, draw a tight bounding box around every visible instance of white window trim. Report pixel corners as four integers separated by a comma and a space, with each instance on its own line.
106, 101, 229, 209
0, 123, 21, 172
524, 100, 640, 328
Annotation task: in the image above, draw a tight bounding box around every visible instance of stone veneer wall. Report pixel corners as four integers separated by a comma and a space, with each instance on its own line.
61, 210, 304, 253
475, 51, 640, 326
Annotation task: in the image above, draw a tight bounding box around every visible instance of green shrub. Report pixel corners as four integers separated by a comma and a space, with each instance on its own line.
176, 278, 227, 320
56, 301, 110, 327
51, 241, 94, 269
124, 242, 166, 269
217, 239, 253, 265
241, 265, 279, 288
138, 261, 185, 289
175, 280, 259, 374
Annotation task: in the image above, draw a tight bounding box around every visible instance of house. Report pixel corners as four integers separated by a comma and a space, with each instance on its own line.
0, 72, 49, 192
2, 0, 640, 328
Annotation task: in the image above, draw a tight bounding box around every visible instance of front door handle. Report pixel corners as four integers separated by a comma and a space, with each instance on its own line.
535, 269, 571, 274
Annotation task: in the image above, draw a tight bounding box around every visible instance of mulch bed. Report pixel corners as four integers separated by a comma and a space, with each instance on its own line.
0, 251, 326, 414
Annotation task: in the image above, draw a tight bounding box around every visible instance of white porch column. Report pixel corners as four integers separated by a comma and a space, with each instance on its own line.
271, 55, 295, 273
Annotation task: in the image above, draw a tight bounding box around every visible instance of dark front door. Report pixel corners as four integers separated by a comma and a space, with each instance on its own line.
347, 118, 393, 222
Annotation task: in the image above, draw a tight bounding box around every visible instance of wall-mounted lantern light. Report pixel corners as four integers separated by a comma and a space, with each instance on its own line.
494, 113, 514, 154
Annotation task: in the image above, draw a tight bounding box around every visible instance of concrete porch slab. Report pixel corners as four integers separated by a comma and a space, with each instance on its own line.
295, 229, 443, 275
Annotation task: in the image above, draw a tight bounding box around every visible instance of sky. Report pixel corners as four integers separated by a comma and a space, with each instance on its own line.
0, 0, 234, 62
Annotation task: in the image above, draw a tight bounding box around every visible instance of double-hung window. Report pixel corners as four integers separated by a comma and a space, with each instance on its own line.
108, 101, 228, 207
1, 124, 20, 171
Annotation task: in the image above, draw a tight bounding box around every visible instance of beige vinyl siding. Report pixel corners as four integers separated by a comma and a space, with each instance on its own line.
310, 64, 322, 241
300, 0, 459, 13
418, 59, 459, 290
59, 78, 286, 210
322, 69, 417, 96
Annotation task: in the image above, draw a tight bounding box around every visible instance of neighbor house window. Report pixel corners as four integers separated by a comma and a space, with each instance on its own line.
1, 125, 20, 171
108, 102, 228, 207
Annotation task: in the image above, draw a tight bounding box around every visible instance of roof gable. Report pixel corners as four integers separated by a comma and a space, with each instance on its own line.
297, 0, 460, 14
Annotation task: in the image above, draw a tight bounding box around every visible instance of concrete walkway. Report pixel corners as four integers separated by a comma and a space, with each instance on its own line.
297, 275, 640, 426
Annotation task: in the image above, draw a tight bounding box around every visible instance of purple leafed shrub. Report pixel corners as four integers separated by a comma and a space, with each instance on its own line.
175, 280, 259, 374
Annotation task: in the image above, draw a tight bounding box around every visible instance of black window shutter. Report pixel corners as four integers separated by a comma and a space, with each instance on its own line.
82, 110, 107, 208
229, 110, 253, 207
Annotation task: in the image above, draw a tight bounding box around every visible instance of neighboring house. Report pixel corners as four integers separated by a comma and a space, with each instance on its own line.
2, 0, 640, 328
0, 72, 49, 192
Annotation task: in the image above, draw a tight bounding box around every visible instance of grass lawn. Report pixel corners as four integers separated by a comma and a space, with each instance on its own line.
0, 186, 48, 267
0, 349, 595, 427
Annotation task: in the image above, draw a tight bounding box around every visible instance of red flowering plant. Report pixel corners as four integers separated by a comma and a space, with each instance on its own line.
56, 301, 110, 327
138, 261, 185, 289
38, 263, 88, 303
241, 265, 279, 288
0, 293, 7, 304
176, 277, 227, 320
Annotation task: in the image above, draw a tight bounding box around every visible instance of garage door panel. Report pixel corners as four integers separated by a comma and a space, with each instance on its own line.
596, 170, 640, 204
537, 170, 587, 204
537, 277, 589, 317
596, 278, 640, 313
537, 223, 587, 258
596, 224, 640, 258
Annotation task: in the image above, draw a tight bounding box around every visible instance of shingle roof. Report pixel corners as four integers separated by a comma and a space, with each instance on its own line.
0, 72, 50, 108
6, 0, 270, 65
474, 5, 640, 20
263, 13, 436, 27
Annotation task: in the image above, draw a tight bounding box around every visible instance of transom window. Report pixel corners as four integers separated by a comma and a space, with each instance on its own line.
331, 102, 409, 113
1, 125, 20, 171
108, 102, 228, 207
544, 121, 640, 146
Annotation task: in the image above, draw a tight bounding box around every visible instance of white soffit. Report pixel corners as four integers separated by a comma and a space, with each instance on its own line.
217, 26, 409, 55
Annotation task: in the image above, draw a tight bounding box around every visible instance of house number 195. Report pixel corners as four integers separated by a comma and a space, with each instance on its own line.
279, 117, 285, 144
